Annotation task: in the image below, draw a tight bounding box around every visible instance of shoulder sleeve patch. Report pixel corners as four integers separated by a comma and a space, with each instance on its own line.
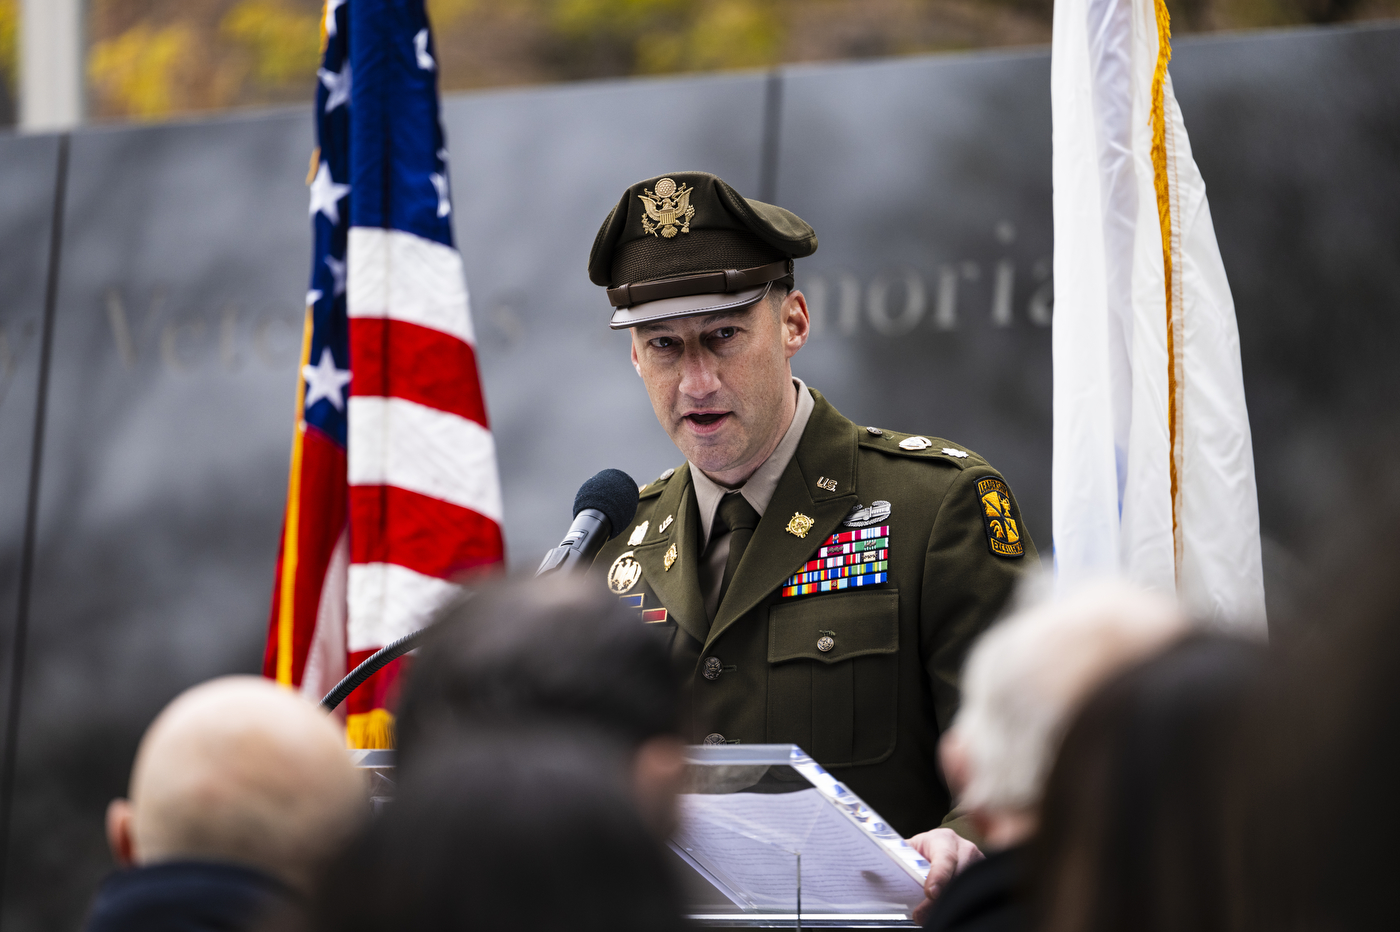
976, 476, 1024, 558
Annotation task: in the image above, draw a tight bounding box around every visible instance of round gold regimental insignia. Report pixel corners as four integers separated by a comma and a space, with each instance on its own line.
607, 550, 643, 594
785, 512, 816, 539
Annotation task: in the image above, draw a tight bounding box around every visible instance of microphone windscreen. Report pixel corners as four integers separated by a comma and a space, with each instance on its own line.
573, 468, 640, 538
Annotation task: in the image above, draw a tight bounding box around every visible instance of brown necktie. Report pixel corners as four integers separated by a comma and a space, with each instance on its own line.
715, 492, 761, 608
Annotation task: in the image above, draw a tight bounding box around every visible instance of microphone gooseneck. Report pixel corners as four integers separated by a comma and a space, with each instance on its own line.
323, 470, 640, 711
536, 468, 639, 577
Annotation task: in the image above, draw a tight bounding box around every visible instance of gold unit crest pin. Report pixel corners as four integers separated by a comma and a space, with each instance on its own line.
639, 178, 695, 239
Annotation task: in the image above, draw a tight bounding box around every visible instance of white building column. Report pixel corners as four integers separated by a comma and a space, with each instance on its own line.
20, 0, 85, 132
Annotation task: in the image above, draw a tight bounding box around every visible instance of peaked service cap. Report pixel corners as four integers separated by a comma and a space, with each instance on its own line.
589, 171, 817, 329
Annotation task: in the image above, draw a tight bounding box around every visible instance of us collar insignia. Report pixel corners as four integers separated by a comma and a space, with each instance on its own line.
664, 543, 678, 571
607, 551, 643, 594
816, 476, 838, 492
843, 500, 891, 528
785, 513, 816, 539
638, 178, 694, 239
659, 514, 674, 534
627, 521, 650, 546
978, 477, 1024, 558
782, 524, 890, 597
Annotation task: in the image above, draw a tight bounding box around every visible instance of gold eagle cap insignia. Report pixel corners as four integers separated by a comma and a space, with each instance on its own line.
638, 178, 695, 239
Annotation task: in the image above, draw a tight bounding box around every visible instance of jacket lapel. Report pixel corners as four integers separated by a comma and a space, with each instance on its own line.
631, 464, 708, 647
705, 391, 860, 649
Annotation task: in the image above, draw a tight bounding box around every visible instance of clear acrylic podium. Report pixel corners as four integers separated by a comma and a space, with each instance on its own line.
671, 744, 929, 928
350, 743, 931, 928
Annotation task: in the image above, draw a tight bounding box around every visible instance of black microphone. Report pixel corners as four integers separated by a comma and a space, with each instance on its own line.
535, 469, 640, 576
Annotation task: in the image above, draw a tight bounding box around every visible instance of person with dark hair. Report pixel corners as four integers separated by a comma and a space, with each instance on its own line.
1242, 542, 1400, 932
396, 574, 687, 832
919, 580, 1187, 930
1031, 634, 1266, 932
301, 731, 688, 932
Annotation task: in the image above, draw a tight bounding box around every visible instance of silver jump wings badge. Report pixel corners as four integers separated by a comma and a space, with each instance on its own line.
638, 178, 695, 239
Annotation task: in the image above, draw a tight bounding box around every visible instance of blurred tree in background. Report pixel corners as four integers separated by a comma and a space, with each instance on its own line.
0, 0, 1394, 124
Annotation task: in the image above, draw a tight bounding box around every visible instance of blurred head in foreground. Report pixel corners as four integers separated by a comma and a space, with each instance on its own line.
1246, 535, 1400, 932
90, 676, 365, 932
1032, 634, 1266, 932
397, 574, 684, 832
304, 732, 686, 932
941, 579, 1188, 850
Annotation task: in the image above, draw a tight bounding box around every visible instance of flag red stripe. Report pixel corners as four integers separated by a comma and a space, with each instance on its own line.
265, 427, 347, 688
350, 318, 488, 427
350, 484, 504, 579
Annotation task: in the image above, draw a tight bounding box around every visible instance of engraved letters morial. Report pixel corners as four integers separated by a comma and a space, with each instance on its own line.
638, 178, 695, 239
785, 513, 816, 539
607, 551, 643, 594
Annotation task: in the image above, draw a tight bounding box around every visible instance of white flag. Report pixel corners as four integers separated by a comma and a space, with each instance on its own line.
1050, 0, 1266, 629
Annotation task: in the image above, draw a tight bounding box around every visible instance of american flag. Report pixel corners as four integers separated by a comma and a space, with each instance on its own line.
265, 0, 505, 747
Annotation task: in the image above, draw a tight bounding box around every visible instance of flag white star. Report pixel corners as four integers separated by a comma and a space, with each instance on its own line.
430, 172, 451, 218
308, 161, 350, 224
302, 347, 352, 411
324, 0, 346, 36
414, 29, 436, 70
325, 254, 347, 296
319, 62, 352, 112
306, 289, 323, 307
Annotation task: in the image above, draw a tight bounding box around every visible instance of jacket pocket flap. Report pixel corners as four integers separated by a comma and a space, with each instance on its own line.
768, 590, 899, 664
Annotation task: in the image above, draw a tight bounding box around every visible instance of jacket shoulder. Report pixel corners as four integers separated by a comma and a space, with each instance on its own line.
856, 427, 989, 471
637, 463, 684, 500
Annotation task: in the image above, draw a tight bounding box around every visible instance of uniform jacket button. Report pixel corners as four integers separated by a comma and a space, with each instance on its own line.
703, 733, 726, 745
702, 656, 723, 680
817, 635, 835, 652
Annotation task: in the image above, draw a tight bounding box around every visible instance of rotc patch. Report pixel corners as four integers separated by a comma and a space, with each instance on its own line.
978, 477, 1024, 558
781, 525, 890, 597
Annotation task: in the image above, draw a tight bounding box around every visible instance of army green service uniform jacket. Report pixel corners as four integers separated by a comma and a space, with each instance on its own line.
591, 389, 1037, 836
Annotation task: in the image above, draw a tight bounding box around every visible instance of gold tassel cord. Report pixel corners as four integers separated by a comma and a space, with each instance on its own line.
1149, 0, 1183, 580
347, 709, 397, 750
276, 308, 315, 686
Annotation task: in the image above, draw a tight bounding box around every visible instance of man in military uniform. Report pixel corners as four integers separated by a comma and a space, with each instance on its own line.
587, 172, 1037, 848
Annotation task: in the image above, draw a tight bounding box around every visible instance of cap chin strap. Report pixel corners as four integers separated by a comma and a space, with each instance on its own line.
607, 259, 793, 309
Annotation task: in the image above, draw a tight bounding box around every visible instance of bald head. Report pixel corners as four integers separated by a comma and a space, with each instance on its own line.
946, 580, 1188, 836
108, 676, 365, 889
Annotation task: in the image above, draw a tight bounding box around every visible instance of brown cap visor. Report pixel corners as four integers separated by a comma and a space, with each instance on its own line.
606, 259, 791, 308
608, 282, 772, 330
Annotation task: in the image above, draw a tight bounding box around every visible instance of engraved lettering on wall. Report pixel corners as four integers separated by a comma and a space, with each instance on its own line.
104, 286, 301, 375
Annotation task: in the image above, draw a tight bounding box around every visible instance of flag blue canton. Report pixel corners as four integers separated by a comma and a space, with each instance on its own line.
304, 0, 353, 447
349, 0, 454, 246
